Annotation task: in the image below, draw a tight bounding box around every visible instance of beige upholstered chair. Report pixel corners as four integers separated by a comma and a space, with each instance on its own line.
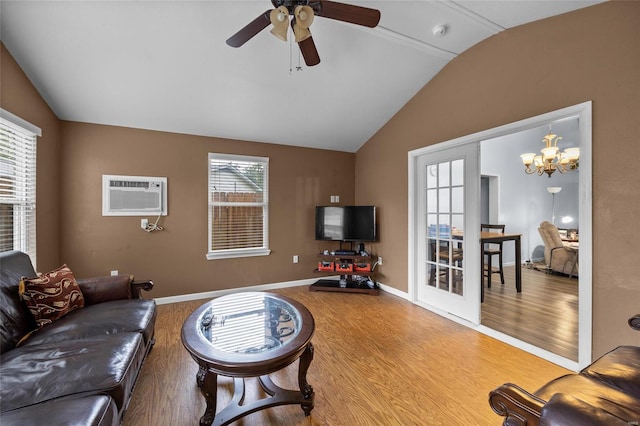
538, 221, 579, 277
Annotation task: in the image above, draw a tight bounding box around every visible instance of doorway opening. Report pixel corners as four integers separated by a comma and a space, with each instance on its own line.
408, 101, 592, 370
479, 117, 581, 362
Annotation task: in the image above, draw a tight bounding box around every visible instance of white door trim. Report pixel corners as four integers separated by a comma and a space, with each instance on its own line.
408, 101, 592, 370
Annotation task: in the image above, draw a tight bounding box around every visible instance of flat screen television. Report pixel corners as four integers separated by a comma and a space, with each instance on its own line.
315, 206, 376, 242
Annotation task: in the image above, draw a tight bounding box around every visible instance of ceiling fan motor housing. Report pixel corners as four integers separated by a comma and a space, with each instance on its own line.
272, 0, 321, 14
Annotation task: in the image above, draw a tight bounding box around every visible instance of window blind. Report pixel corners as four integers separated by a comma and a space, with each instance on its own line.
207, 153, 270, 260
0, 111, 39, 267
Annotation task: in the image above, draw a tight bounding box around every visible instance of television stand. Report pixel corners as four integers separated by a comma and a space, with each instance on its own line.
310, 252, 380, 295
310, 279, 379, 295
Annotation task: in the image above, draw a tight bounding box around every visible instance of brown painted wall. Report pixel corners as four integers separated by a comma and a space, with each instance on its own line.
1, 44, 61, 271
355, 1, 640, 357
3, 2, 639, 358
59, 122, 355, 298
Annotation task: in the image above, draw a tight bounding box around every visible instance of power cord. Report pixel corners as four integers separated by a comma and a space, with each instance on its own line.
143, 213, 164, 233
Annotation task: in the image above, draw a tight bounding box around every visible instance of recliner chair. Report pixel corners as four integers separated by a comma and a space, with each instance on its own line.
489, 314, 640, 425
538, 221, 579, 277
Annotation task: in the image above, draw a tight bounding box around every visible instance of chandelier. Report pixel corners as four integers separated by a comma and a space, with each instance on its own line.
520, 129, 580, 177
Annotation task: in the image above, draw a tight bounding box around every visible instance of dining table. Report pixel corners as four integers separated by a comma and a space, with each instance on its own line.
451, 230, 523, 302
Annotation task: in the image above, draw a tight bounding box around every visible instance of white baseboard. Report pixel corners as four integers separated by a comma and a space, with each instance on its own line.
153, 277, 404, 305
377, 281, 409, 300
153, 278, 318, 305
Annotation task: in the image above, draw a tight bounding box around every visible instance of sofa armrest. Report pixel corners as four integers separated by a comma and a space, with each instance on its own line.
489, 383, 546, 426
78, 275, 154, 305
540, 394, 629, 426
77, 275, 133, 304
131, 279, 154, 299
629, 314, 640, 331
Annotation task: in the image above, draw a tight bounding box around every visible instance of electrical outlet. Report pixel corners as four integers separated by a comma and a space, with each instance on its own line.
110, 270, 118, 276
293, 255, 299, 264
141, 219, 148, 230
378, 256, 383, 266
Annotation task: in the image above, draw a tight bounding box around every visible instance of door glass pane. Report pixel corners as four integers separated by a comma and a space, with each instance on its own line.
451, 214, 464, 231
438, 214, 450, 229
427, 189, 437, 213
439, 162, 450, 187
451, 159, 464, 186
439, 188, 450, 213
451, 187, 463, 213
424, 158, 464, 297
427, 165, 438, 188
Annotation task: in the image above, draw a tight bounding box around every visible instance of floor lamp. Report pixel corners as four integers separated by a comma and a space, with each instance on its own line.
547, 187, 562, 225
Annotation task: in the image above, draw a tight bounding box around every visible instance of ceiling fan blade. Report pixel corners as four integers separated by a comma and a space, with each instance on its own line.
299, 36, 321, 66
226, 10, 272, 47
315, 0, 380, 28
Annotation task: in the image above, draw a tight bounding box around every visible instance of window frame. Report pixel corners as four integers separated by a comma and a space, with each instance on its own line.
206, 152, 270, 260
0, 109, 41, 267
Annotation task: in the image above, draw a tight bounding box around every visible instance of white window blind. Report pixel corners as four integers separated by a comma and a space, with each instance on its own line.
0, 110, 40, 267
207, 153, 270, 260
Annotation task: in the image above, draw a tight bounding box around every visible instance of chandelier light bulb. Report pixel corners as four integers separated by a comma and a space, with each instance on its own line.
565, 147, 580, 161
520, 153, 535, 166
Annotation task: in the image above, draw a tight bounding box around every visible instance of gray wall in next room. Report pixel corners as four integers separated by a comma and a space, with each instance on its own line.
480, 117, 580, 265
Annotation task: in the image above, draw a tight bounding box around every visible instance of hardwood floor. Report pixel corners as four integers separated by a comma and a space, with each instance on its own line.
481, 265, 579, 361
124, 286, 570, 425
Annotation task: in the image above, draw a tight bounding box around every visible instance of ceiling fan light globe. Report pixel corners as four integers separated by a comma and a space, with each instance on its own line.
294, 5, 314, 29
270, 6, 289, 42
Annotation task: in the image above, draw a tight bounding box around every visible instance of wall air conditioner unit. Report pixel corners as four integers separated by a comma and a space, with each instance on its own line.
102, 175, 167, 216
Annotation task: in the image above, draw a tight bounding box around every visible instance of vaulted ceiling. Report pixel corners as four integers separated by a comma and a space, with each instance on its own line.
1, 1, 602, 152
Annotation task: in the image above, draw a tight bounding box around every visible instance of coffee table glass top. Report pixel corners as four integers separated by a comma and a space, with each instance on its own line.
197, 292, 301, 355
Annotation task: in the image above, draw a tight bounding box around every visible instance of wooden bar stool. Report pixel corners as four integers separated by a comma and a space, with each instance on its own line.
482, 224, 505, 288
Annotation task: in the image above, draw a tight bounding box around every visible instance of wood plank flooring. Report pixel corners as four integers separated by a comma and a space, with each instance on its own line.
481, 265, 579, 361
124, 286, 570, 425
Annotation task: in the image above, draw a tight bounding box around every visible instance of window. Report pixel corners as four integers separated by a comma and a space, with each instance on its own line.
207, 153, 269, 260
0, 109, 41, 266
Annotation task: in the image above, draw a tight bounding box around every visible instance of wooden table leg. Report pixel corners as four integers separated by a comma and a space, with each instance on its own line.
196, 364, 218, 426
515, 236, 522, 293
298, 342, 315, 416
480, 250, 485, 303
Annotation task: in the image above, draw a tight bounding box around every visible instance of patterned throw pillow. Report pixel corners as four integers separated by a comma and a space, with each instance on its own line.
19, 264, 85, 328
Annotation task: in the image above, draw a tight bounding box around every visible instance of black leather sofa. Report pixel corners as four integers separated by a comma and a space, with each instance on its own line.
0, 251, 156, 425
489, 315, 640, 425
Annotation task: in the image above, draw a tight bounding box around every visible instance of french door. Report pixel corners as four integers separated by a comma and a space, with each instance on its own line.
411, 142, 480, 323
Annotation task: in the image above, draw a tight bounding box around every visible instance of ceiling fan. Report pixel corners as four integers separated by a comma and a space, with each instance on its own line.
226, 0, 381, 66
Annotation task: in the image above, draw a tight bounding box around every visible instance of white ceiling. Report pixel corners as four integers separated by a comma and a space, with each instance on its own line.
0, 1, 603, 152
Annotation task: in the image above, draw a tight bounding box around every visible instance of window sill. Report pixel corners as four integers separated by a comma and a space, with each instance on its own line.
206, 248, 271, 260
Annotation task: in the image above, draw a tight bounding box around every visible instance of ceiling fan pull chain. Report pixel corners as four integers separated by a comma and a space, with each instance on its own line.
289, 28, 293, 74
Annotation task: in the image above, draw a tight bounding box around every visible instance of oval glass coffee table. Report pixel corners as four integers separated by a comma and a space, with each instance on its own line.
181, 292, 315, 426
